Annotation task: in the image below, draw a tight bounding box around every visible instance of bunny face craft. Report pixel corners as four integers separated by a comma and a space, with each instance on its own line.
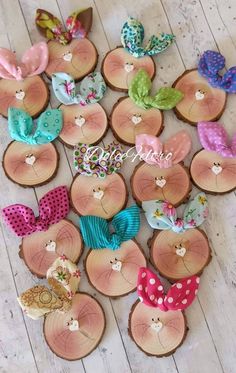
190, 121, 236, 194
35, 8, 98, 81
142, 193, 211, 281
18, 256, 105, 360
129, 267, 200, 356
2, 186, 83, 278
3, 108, 63, 187
0, 42, 49, 118
102, 17, 175, 92
81, 205, 147, 297
70, 142, 128, 219
110, 69, 184, 146
131, 131, 192, 206
172, 51, 230, 125
52, 72, 108, 147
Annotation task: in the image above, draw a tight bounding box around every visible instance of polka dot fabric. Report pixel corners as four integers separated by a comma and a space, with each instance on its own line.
137, 267, 199, 312
2, 186, 69, 237
198, 121, 236, 158
198, 50, 236, 93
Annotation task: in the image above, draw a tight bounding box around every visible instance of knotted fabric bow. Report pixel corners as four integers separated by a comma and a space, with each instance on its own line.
35, 8, 92, 45
129, 69, 183, 110
52, 72, 106, 106
74, 142, 124, 178
80, 205, 140, 250
198, 50, 236, 93
142, 193, 208, 233
121, 17, 174, 58
0, 42, 48, 80
137, 267, 199, 311
198, 121, 236, 158
2, 186, 69, 237
8, 107, 62, 145
136, 130, 191, 168
18, 256, 81, 319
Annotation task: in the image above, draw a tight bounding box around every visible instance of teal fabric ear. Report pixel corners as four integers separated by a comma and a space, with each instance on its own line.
183, 193, 209, 228
52, 71, 106, 105
8, 107, 62, 145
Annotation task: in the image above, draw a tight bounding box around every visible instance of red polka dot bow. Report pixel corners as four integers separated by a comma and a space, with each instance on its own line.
137, 267, 199, 312
2, 186, 69, 237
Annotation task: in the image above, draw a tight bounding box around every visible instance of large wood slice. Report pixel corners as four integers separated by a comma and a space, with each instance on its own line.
44, 293, 105, 360
59, 103, 108, 148
129, 300, 187, 357
149, 228, 211, 282
70, 173, 128, 218
20, 219, 83, 278
172, 69, 226, 125
131, 161, 191, 206
110, 97, 163, 146
0, 76, 49, 118
45, 39, 98, 81
190, 149, 236, 194
102, 47, 155, 92
3, 141, 59, 187
85, 240, 147, 297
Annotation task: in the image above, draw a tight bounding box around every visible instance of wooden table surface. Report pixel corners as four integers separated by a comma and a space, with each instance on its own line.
0, 0, 236, 372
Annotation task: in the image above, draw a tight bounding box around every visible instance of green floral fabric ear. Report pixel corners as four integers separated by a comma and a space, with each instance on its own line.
129, 69, 184, 110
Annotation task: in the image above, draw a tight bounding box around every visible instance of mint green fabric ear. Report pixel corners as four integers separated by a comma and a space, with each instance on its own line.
129, 69, 184, 110
8, 107, 62, 145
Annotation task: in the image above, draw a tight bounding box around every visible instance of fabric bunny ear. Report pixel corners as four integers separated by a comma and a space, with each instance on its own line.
137, 267, 165, 309
129, 69, 183, 110
164, 276, 200, 311
163, 130, 192, 165
183, 193, 208, 229
135, 134, 163, 166
65, 8, 93, 38
52, 72, 106, 105
142, 200, 177, 230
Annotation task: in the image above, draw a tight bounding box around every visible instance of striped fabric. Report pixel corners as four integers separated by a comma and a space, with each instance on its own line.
79, 205, 140, 250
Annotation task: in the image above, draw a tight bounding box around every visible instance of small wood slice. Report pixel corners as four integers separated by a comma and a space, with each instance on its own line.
190, 149, 236, 194
3, 141, 59, 187
44, 292, 105, 361
45, 39, 98, 81
110, 97, 163, 146
131, 161, 191, 206
85, 239, 147, 298
129, 300, 187, 357
172, 69, 226, 125
19, 219, 83, 278
102, 47, 156, 92
0, 76, 49, 118
70, 173, 128, 218
150, 228, 211, 282
59, 103, 108, 148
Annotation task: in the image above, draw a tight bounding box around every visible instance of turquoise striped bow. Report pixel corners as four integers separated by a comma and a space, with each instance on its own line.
80, 205, 140, 250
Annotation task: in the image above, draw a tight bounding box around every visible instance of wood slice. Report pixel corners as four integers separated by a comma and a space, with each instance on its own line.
45, 39, 98, 81
44, 292, 105, 360
85, 239, 147, 298
128, 300, 187, 357
172, 69, 226, 125
19, 219, 83, 278
190, 149, 236, 194
0, 75, 49, 118
3, 141, 59, 187
150, 228, 211, 282
110, 97, 163, 146
102, 47, 156, 92
70, 173, 128, 218
131, 161, 191, 206
59, 103, 108, 148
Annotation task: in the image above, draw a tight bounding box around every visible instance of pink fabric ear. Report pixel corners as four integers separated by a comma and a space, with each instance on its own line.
164, 276, 200, 311
0, 48, 20, 79
163, 130, 192, 165
136, 134, 163, 165
137, 267, 165, 309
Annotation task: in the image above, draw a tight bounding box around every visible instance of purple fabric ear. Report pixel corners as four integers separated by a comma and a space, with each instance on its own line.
198, 50, 236, 93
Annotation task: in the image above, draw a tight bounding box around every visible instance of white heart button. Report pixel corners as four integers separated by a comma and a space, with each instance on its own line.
195, 91, 205, 100
75, 116, 86, 127
111, 260, 122, 272
211, 165, 222, 175
25, 155, 36, 166
124, 63, 134, 73
93, 190, 104, 200
151, 321, 163, 333
15, 91, 25, 100
69, 319, 79, 332
155, 178, 166, 188
63, 52, 73, 62
131, 115, 142, 125
176, 246, 186, 257
45, 240, 56, 252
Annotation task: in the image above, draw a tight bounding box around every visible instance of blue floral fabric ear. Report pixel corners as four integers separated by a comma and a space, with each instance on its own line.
8, 108, 62, 145
183, 193, 208, 229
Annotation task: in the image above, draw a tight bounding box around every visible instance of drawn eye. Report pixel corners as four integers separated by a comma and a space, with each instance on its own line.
151, 318, 155, 322
157, 317, 160, 321
92, 188, 96, 192
110, 260, 113, 264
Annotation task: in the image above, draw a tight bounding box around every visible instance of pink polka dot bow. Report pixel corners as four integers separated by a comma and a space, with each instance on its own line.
0, 42, 48, 80
2, 186, 69, 237
137, 267, 199, 312
198, 121, 236, 158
